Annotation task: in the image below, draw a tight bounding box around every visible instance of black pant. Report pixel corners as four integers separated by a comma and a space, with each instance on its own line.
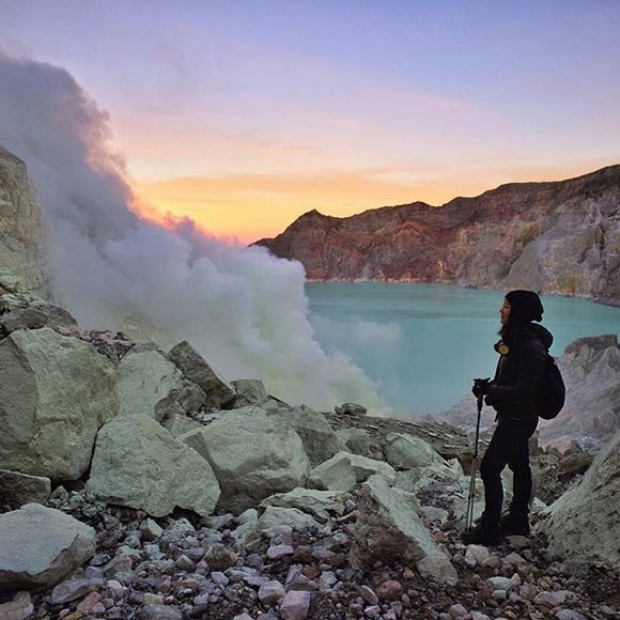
479, 415, 538, 525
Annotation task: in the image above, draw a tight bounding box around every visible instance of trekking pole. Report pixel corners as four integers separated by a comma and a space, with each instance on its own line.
465, 392, 484, 530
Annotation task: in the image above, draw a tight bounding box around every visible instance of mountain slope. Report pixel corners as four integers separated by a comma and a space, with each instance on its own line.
255, 165, 620, 301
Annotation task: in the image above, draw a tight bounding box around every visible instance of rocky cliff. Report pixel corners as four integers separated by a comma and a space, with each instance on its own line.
255, 165, 620, 301
539, 334, 620, 447
0, 146, 50, 297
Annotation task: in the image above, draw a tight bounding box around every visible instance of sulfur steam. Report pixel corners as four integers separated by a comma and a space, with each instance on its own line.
0, 51, 384, 412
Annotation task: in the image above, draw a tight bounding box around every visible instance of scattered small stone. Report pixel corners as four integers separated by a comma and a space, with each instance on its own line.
280, 590, 312, 620
359, 585, 379, 605
138, 605, 183, 620
49, 578, 92, 605
375, 579, 403, 601
258, 580, 286, 606
205, 543, 238, 571
266, 543, 295, 560
554, 610, 589, 620
449, 602, 469, 618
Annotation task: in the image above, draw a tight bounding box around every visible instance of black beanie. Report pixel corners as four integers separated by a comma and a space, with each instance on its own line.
505, 290, 544, 322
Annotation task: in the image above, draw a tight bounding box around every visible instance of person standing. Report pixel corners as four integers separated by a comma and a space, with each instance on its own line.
463, 290, 553, 545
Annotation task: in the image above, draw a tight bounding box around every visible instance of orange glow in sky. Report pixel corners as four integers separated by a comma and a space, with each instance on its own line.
4, 2, 618, 244
131, 160, 609, 244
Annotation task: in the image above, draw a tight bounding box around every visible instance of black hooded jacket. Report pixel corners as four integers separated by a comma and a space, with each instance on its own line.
486, 322, 554, 421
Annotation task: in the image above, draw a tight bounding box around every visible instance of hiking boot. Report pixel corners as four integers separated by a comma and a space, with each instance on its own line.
462, 521, 503, 546
500, 511, 530, 536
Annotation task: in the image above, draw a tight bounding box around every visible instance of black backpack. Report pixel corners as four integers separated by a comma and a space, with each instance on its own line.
538, 353, 566, 420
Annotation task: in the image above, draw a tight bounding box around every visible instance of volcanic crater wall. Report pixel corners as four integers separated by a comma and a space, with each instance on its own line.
256, 165, 620, 302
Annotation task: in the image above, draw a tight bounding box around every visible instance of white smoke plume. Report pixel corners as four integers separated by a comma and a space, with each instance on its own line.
0, 51, 385, 411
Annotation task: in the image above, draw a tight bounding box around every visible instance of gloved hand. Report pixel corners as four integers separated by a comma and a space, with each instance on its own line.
472, 377, 492, 398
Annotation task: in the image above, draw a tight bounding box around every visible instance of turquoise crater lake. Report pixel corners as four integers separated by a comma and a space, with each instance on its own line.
306, 282, 620, 417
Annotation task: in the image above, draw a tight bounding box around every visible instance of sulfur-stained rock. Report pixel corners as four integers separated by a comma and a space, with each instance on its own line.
179, 406, 310, 513
308, 451, 396, 493
117, 347, 184, 420
0, 327, 118, 481
87, 414, 220, 518
384, 432, 447, 470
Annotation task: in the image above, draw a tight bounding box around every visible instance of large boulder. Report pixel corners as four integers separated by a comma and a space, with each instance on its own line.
384, 432, 447, 470
117, 346, 185, 420
255, 507, 321, 534
536, 430, 620, 569
163, 413, 204, 438
276, 404, 345, 467
179, 406, 310, 513
307, 453, 357, 493
230, 379, 268, 407
0, 292, 78, 335
0, 503, 95, 591
350, 475, 458, 585
259, 488, 348, 523
0, 327, 118, 480
308, 451, 396, 493
167, 340, 235, 409
336, 428, 372, 456
86, 414, 220, 518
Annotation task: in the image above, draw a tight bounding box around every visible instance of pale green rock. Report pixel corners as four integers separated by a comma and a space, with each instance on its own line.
385, 432, 447, 470
336, 428, 372, 456
163, 413, 204, 438
307, 453, 357, 493
141, 518, 164, 542
536, 430, 620, 569
117, 348, 184, 420
308, 451, 396, 493
179, 406, 310, 513
0, 147, 50, 297
87, 414, 220, 518
349, 453, 397, 482
0, 327, 118, 480
0, 503, 96, 590
282, 405, 346, 466
256, 506, 321, 533
260, 488, 348, 522
350, 474, 458, 585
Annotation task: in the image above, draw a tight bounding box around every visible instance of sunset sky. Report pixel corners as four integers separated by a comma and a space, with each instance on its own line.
2, 1, 619, 243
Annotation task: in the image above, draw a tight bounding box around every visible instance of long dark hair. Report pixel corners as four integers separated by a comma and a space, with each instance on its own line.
499, 317, 531, 342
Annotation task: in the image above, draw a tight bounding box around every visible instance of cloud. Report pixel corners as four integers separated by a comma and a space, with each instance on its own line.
0, 50, 384, 411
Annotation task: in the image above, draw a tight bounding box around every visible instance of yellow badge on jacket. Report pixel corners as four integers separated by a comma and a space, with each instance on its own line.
494, 341, 510, 356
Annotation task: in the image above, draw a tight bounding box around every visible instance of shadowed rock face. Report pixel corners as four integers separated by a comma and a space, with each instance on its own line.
254, 165, 620, 301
